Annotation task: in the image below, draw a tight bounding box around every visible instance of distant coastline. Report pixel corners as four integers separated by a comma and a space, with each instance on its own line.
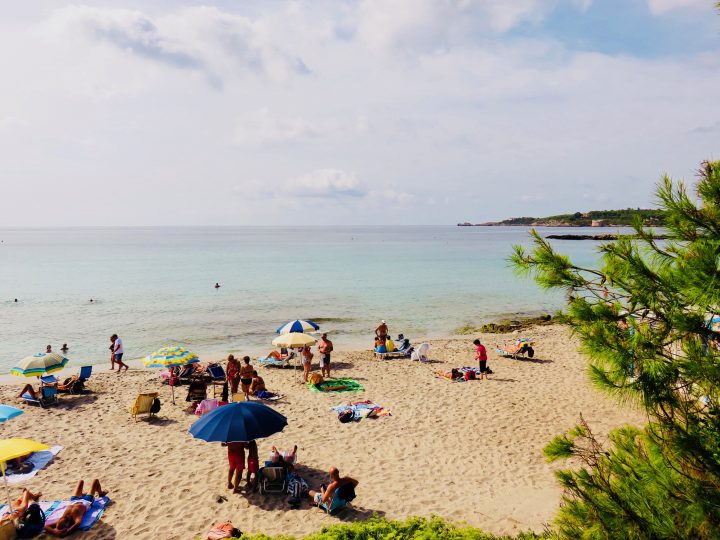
458, 208, 665, 228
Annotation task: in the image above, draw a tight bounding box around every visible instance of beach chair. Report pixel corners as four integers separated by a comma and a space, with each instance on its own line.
410, 342, 430, 362
206, 364, 226, 398
130, 392, 159, 421
22, 378, 59, 408
185, 380, 207, 402
495, 339, 535, 359
58, 366, 93, 394
258, 466, 288, 495
375, 339, 413, 359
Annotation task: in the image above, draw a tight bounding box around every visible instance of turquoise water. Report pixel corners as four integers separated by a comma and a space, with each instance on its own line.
0, 226, 617, 372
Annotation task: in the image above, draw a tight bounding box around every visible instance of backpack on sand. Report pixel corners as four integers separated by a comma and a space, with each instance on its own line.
16, 502, 45, 538
150, 397, 161, 414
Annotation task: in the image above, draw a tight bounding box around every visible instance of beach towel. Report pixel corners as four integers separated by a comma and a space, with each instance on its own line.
309, 378, 364, 393
0, 501, 59, 521
42, 496, 109, 531
3, 445, 63, 485
331, 400, 391, 420
254, 391, 284, 402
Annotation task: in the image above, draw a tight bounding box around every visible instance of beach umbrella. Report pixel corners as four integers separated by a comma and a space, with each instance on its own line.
188, 402, 287, 443
144, 346, 199, 368
145, 346, 199, 404
272, 333, 317, 348
0, 406, 22, 424
276, 319, 320, 335
0, 438, 48, 510
10, 353, 69, 377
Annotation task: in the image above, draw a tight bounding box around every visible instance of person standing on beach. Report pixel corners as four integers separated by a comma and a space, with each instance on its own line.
473, 339, 488, 380
239, 356, 254, 400
301, 346, 314, 383
318, 333, 333, 379
222, 441, 245, 493
375, 320, 388, 340
110, 334, 129, 373
226, 354, 240, 395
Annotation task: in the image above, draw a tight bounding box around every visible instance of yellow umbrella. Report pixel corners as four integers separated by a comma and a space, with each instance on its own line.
0, 439, 49, 509
271, 334, 317, 380
272, 333, 317, 348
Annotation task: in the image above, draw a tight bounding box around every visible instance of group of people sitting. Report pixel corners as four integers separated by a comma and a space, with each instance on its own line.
2, 479, 107, 537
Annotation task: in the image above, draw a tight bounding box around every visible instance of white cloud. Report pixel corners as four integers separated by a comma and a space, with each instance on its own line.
283, 169, 366, 198
647, 0, 708, 14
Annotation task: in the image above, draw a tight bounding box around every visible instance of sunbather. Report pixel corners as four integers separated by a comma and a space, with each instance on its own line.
44, 479, 107, 537
308, 466, 358, 507
18, 377, 56, 400
0, 488, 41, 523
270, 445, 297, 471
249, 371, 266, 395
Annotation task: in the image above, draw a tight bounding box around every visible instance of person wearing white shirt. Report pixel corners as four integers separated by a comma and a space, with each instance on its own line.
110, 334, 128, 373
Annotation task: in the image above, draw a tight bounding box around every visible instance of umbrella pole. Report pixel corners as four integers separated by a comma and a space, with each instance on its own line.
172, 385, 176, 405
1, 462, 12, 514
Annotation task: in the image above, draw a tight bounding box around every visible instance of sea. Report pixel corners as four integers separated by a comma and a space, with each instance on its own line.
0, 226, 622, 373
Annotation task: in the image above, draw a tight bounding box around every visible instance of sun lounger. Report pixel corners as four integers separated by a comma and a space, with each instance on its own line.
130, 392, 159, 421
22, 377, 59, 408
375, 341, 413, 359
257, 352, 295, 368
495, 339, 535, 359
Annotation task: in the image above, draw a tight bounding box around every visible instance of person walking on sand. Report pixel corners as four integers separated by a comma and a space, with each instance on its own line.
318, 333, 333, 379
239, 356, 254, 400
110, 334, 129, 373
473, 339, 488, 380
222, 441, 245, 493
301, 345, 314, 383
375, 320, 388, 340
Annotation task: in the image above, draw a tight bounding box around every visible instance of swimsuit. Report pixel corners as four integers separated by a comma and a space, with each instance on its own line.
228, 447, 245, 470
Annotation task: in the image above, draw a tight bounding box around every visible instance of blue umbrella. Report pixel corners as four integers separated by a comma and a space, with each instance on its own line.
276, 319, 319, 334
188, 402, 287, 443
0, 405, 22, 423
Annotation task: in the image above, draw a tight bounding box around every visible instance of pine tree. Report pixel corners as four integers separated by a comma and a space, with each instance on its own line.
512, 161, 720, 539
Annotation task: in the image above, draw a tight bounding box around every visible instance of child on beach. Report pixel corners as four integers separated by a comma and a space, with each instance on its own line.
222, 442, 245, 493
473, 339, 488, 380
246, 440, 259, 491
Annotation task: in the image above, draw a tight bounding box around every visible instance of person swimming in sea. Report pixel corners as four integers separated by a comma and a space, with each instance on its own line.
214, 283, 221, 289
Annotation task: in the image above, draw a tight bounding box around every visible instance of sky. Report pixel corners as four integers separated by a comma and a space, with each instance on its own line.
0, 0, 719, 226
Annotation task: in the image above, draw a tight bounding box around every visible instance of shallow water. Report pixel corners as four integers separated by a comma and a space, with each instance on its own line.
0, 225, 620, 371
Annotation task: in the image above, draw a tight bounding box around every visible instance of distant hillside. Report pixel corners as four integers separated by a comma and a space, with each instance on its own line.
459, 208, 666, 227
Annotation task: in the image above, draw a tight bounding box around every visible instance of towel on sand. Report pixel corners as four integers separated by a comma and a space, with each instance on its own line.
332, 400, 391, 420
44, 496, 110, 531
3, 445, 63, 485
309, 378, 364, 393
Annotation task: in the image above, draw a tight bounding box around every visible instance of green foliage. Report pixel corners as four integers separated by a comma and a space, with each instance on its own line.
234, 516, 546, 540
512, 161, 720, 539
497, 208, 665, 227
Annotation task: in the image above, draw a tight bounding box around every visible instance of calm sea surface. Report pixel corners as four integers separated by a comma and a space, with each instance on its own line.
0, 226, 622, 372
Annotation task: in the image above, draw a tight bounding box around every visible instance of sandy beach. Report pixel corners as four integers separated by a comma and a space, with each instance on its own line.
0, 324, 645, 539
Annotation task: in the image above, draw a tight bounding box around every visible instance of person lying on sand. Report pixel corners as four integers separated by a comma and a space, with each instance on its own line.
308, 466, 358, 507
0, 488, 41, 524
44, 479, 107, 537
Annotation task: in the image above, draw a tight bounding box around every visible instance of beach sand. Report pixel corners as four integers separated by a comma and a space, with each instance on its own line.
0, 324, 644, 539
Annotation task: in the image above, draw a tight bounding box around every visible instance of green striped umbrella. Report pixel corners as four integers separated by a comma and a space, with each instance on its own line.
10, 353, 69, 377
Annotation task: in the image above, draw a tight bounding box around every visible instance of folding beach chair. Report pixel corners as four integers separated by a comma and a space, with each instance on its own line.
410, 342, 430, 362
206, 364, 226, 398
130, 392, 159, 421
58, 366, 93, 394
495, 339, 535, 359
258, 466, 288, 495
22, 378, 59, 408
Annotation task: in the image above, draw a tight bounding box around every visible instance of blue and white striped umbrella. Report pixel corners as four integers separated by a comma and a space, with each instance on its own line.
276, 319, 320, 334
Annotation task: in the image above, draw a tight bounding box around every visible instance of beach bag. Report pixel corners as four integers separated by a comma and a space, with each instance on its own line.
338, 410, 354, 423
337, 482, 356, 503
207, 522, 240, 540
150, 397, 161, 414
464, 370, 476, 381
16, 503, 45, 538
527, 347, 535, 358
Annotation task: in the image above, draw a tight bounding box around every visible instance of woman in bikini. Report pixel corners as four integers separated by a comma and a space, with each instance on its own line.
226, 354, 241, 395
239, 356, 254, 400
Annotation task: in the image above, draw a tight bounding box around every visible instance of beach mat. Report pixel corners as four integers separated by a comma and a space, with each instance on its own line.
3, 445, 63, 484
43, 496, 110, 531
309, 378, 364, 393
332, 400, 391, 420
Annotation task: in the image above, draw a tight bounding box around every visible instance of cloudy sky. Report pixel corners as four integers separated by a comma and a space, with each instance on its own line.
1, 0, 718, 226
